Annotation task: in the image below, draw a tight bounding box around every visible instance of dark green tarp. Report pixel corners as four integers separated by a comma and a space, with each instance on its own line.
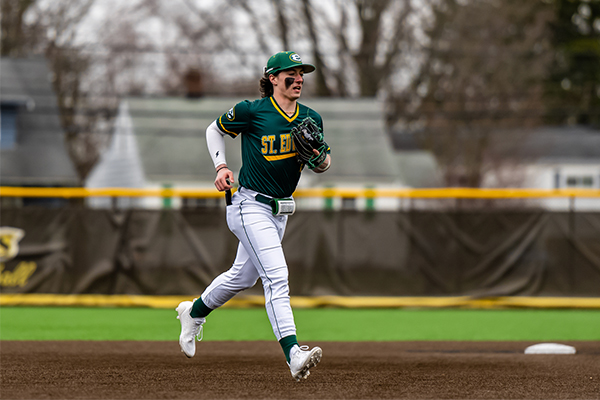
2, 208, 599, 296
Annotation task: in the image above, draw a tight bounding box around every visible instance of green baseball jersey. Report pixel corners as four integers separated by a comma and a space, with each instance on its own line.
217, 96, 324, 198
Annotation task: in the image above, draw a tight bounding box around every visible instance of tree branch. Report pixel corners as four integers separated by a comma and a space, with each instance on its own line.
300, 0, 333, 96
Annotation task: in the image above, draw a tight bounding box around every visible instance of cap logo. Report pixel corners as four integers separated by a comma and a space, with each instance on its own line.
290, 53, 302, 63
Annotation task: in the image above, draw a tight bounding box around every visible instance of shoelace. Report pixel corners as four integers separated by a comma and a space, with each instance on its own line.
289, 345, 309, 361
195, 324, 203, 342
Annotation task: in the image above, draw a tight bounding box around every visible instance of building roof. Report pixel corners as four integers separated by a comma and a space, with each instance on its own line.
300, 98, 406, 187
393, 124, 600, 166
491, 125, 600, 163
0, 57, 79, 186
125, 96, 243, 186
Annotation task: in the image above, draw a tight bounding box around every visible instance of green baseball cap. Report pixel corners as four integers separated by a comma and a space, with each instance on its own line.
265, 51, 316, 75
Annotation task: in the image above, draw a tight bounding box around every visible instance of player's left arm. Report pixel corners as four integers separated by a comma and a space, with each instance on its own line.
311, 113, 331, 174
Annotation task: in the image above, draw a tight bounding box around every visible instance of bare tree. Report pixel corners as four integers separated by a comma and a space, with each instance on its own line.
116, 0, 246, 96
4, 0, 559, 188
127, 0, 421, 97
2, 0, 120, 183
269, 0, 417, 97
1, 0, 38, 56
388, 0, 555, 187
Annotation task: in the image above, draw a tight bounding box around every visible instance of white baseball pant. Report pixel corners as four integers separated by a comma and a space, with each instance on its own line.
199, 186, 296, 341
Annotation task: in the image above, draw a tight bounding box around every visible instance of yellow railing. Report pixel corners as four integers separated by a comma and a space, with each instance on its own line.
294, 187, 600, 199
0, 186, 220, 198
1, 186, 600, 199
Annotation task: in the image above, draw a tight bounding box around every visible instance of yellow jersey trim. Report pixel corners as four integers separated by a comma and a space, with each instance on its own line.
218, 116, 239, 137
269, 97, 298, 123
264, 152, 297, 161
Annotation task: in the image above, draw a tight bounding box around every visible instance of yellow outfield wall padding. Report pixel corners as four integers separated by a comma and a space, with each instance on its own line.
1, 294, 600, 309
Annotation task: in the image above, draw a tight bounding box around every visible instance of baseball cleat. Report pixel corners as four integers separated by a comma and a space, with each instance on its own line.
176, 300, 205, 358
289, 345, 322, 382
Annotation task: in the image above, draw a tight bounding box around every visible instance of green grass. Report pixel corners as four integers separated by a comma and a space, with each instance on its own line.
1, 307, 599, 341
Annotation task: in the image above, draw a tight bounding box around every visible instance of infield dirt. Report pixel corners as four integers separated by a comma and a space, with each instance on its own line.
2, 341, 599, 399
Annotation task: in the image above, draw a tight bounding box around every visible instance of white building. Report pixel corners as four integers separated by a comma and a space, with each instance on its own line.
482, 126, 600, 210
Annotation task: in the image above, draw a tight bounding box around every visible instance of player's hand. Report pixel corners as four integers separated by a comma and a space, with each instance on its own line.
215, 167, 234, 191
312, 150, 330, 173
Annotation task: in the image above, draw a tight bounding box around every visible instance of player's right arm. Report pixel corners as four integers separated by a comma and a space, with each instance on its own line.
206, 101, 251, 191
206, 121, 233, 191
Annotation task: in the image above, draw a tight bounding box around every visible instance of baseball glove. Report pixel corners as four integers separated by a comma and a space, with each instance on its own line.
290, 117, 329, 170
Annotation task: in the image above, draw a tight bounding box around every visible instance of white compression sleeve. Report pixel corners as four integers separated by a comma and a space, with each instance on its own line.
206, 120, 227, 168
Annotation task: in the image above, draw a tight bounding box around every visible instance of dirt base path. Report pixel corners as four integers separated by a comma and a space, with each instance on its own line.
2, 341, 599, 399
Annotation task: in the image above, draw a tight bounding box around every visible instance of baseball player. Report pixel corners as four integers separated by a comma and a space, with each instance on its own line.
176, 51, 331, 381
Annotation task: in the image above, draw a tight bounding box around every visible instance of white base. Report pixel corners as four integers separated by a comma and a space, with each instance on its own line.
524, 343, 576, 354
